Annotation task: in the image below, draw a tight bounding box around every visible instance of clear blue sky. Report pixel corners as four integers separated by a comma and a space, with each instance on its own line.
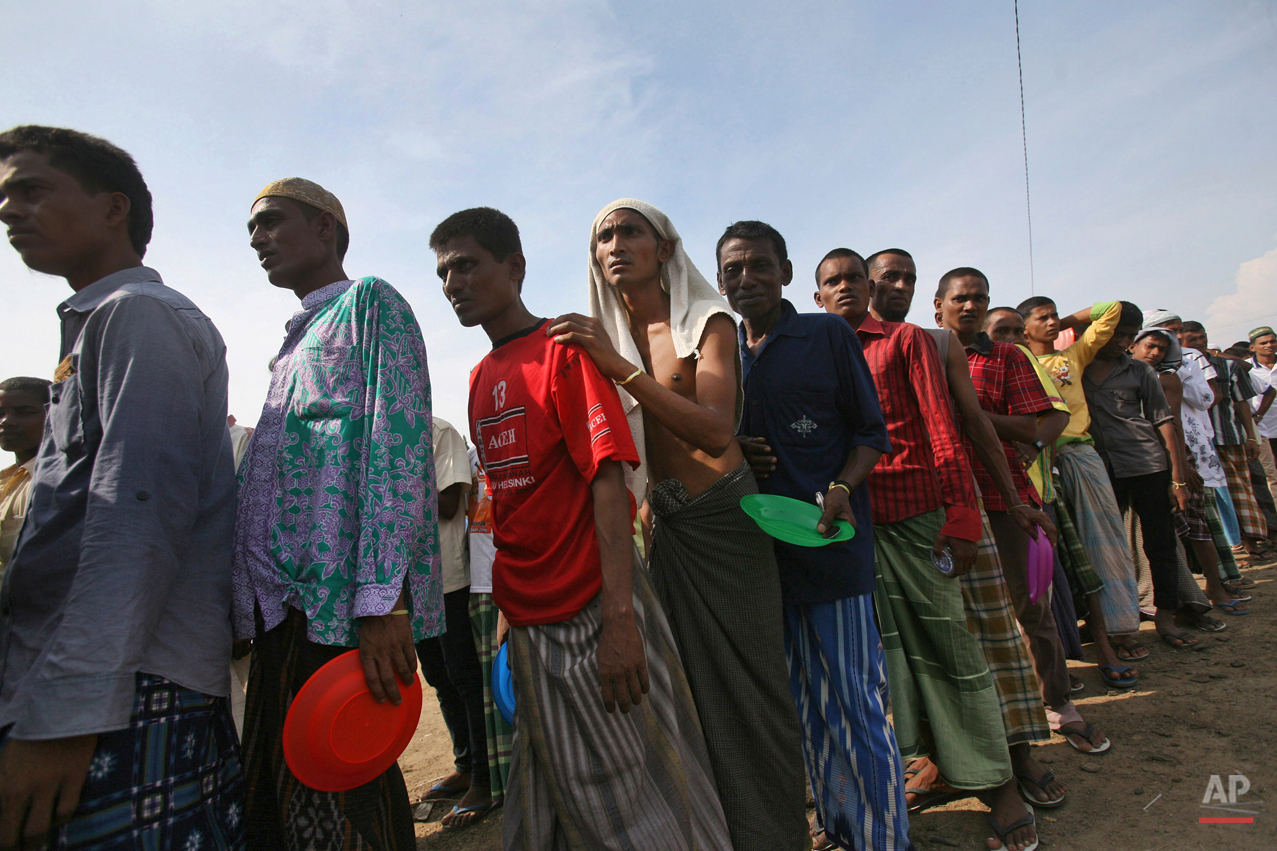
5, 1, 1276, 428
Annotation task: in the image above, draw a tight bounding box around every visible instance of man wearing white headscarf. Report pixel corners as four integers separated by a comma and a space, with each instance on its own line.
547, 200, 808, 851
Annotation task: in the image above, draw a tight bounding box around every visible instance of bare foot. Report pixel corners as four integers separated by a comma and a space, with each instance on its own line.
983, 780, 1037, 850
423, 770, 471, 801
1009, 744, 1066, 806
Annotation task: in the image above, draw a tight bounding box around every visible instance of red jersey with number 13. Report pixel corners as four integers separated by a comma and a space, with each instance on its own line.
468, 321, 639, 626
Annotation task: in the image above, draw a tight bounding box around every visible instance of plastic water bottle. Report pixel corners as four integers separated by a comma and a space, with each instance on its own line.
932, 547, 955, 575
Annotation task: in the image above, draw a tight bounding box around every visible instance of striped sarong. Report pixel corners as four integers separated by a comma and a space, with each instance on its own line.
1054, 442, 1141, 634
648, 462, 809, 851
18, 674, 246, 850
874, 509, 1012, 790
961, 510, 1050, 747
504, 550, 732, 851
1190, 487, 1243, 583
469, 592, 513, 802
786, 594, 912, 851
242, 609, 416, 851
1217, 445, 1269, 539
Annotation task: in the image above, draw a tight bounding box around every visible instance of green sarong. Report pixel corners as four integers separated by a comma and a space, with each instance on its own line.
874, 509, 1012, 790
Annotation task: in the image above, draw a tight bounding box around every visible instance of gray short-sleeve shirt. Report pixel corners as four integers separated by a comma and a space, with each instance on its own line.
1082, 354, 1173, 478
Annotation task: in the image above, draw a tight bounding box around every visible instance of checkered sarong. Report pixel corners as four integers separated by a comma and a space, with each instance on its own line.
469, 592, 513, 802
961, 510, 1051, 746
1050, 477, 1105, 610
28, 674, 247, 850
1218, 445, 1269, 539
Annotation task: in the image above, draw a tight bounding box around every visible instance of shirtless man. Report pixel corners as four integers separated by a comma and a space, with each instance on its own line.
548, 199, 808, 851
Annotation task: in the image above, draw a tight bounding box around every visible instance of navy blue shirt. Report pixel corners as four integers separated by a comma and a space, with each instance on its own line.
738, 301, 891, 604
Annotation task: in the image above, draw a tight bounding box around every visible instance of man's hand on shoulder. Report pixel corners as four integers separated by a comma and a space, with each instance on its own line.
546, 313, 630, 380
597, 609, 649, 714
0, 734, 98, 850
357, 610, 417, 706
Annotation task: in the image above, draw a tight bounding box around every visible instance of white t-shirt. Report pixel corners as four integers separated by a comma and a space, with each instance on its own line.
433, 418, 472, 594
466, 443, 496, 595
1249, 359, 1277, 439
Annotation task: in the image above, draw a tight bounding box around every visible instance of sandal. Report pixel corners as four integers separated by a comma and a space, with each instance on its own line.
1058, 721, 1111, 754
1069, 675, 1086, 694
988, 804, 1038, 851
1114, 641, 1150, 662
1214, 600, 1250, 615
442, 800, 499, 830
1100, 664, 1138, 689
1159, 628, 1199, 648
1016, 770, 1066, 808
905, 784, 965, 814
1186, 614, 1227, 632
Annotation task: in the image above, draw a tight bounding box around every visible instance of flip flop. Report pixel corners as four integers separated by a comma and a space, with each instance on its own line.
1015, 769, 1066, 808
1159, 629, 1199, 649
1058, 722, 1111, 754
1100, 664, 1138, 689
1069, 675, 1086, 694
423, 781, 468, 801
988, 803, 1038, 851
1225, 576, 1258, 589
1185, 615, 1227, 632
905, 785, 965, 814
442, 800, 499, 830
1114, 642, 1150, 662
1214, 600, 1250, 616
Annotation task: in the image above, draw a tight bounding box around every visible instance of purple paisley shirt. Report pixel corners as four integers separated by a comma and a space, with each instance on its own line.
232, 278, 443, 645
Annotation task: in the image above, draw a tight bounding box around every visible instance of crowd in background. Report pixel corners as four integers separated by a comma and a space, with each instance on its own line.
1, 124, 1274, 851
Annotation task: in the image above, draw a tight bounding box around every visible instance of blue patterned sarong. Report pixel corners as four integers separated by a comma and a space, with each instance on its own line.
14, 673, 247, 850
786, 594, 914, 851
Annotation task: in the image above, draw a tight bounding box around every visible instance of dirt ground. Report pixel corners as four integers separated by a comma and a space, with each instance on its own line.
398, 560, 1277, 850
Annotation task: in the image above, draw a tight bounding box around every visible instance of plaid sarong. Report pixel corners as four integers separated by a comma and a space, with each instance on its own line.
1054, 442, 1141, 634
647, 462, 809, 851
1217, 445, 1269, 539
874, 509, 1012, 790
1183, 487, 1243, 583
241, 609, 416, 851
961, 510, 1050, 747
504, 550, 732, 851
21, 674, 246, 850
787, 594, 912, 851
469, 592, 513, 802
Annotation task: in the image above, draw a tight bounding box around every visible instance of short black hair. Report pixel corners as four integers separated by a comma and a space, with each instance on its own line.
936, 267, 988, 299
988, 306, 1021, 317
430, 207, 524, 286
1016, 296, 1055, 318
1226, 344, 1251, 358
291, 199, 350, 260
864, 248, 913, 272
716, 220, 787, 268
814, 248, 867, 283
1118, 301, 1143, 329
0, 376, 52, 403
1182, 320, 1206, 335
0, 125, 153, 258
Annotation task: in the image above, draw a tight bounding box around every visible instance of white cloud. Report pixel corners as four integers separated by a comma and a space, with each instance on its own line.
1205, 242, 1277, 342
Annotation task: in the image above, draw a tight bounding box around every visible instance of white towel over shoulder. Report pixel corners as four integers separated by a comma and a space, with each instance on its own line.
586, 198, 742, 500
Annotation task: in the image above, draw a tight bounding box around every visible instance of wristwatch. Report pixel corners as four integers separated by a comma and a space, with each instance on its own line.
1031, 439, 1047, 454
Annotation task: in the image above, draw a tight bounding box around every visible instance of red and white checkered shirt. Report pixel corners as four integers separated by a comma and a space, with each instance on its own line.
964, 334, 1056, 512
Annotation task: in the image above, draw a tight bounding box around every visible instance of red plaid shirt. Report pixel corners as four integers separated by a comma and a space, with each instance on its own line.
857, 317, 982, 541
964, 334, 1055, 511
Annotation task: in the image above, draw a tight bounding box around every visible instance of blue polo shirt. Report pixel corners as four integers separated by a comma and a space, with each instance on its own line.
738, 300, 891, 604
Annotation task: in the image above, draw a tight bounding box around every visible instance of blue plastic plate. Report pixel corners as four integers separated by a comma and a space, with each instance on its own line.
493, 643, 516, 726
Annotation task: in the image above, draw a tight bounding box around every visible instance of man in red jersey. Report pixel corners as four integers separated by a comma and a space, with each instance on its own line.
430, 207, 731, 851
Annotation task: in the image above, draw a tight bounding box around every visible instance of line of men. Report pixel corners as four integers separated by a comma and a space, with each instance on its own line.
1, 124, 1273, 851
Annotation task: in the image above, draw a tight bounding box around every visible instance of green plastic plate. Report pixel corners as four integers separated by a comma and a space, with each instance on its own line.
740, 494, 856, 548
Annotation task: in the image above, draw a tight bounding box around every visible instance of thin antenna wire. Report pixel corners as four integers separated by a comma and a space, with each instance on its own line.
1014, 0, 1035, 293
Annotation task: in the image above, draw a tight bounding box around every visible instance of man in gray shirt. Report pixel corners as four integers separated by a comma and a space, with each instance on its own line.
1081, 301, 1187, 647
0, 126, 244, 849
